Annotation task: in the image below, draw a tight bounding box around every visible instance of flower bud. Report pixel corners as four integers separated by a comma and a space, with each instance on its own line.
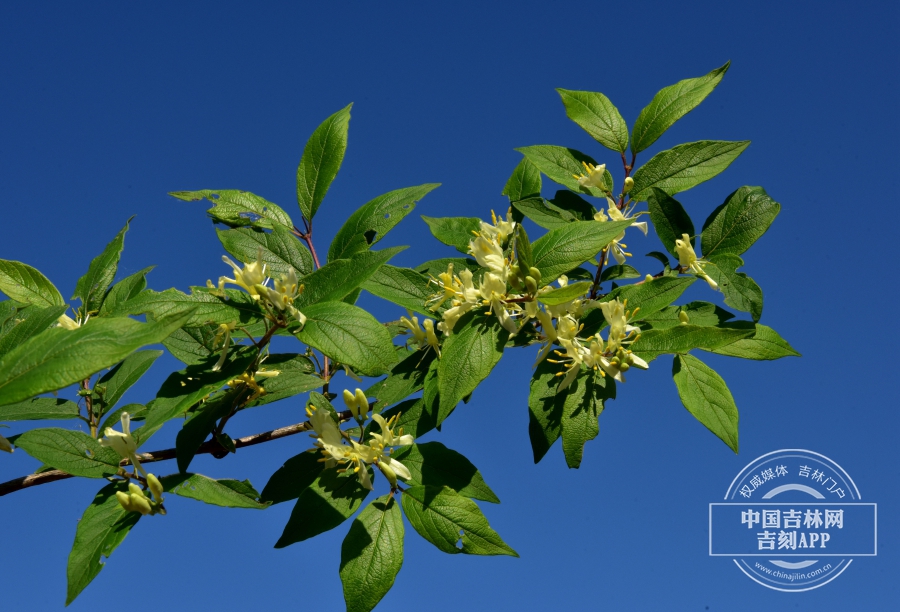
115, 491, 134, 511
128, 482, 144, 497
644, 274, 653, 282
147, 473, 164, 501
378, 461, 399, 487
618, 361, 631, 372
130, 492, 153, 515
623, 177, 634, 194
343, 389, 359, 418
528, 267, 542, 282
678, 311, 690, 325
0, 434, 12, 454
525, 276, 538, 294
354, 389, 369, 418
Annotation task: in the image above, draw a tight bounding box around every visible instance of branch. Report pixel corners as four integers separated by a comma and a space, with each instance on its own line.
0, 418, 325, 497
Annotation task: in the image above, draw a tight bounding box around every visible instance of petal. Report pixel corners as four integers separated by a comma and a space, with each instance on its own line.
389, 458, 412, 481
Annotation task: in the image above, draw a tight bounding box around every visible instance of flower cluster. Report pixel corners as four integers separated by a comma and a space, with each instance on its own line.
99, 413, 166, 515
543, 296, 649, 390
209, 248, 307, 325
115, 475, 165, 516
307, 391, 414, 490
428, 210, 522, 336
398, 312, 441, 356
593, 197, 648, 265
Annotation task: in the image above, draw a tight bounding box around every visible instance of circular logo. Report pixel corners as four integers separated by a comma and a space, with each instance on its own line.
709, 449, 876, 592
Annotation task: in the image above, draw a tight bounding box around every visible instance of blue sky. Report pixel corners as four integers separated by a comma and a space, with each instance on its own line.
1, 1, 897, 610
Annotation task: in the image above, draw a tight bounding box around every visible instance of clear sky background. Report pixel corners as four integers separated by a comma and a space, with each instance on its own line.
1, 1, 898, 610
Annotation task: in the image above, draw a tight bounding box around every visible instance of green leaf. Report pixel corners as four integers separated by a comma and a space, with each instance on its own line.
560, 370, 604, 469
414, 257, 481, 278
295, 246, 405, 308
135, 348, 255, 446
538, 281, 592, 306
0, 310, 193, 407
391, 441, 499, 503
515, 224, 534, 272
701, 186, 781, 258
703, 254, 763, 322
631, 323, 755, 363
73, 220, 129, 313
175, 389, 239, 473
296, 104, 352, 222
421, 216, 482, 254
503, 157, 542, 203
401, 485, 517, 556
161, 324, 219, 366
531, 220, 632, 285
557, 88, 628, 153
707, 324, 800, 360
171, 189, 294, 230
161, 473, 269, 508
647, 188, 695, 258
66, 482, 141, 605
0, 397, 80, 421
631, 61, 730, 154
248, 353, 322, 407
637, 301, 735, 330
98, 266, 153, 317
672, 354, 739, 453
276, 468, 371, 547
592, 276, 697, 328
437, 314, 509, 423
340, 495, 404, 612
216, 225, 314, 278
630, 141, 750, 202
550, 190, 597, 221
111, 287, 264, 327
372, 397, 437, 440
99, 403, 147, 433
515, 145, 612, 196
296, 301, 397, 376
0, 260, 64, 307
365, 350, 435, 411
94, 349, 162, 416
15, 428, 121, 477
260, 451, 324, 505
0, 304, 68, 358
329, 184, 439, 261
528, 358, 566, 463
361, 265, 436, 317
513, 197, 576, 230
600, 264, 641, 283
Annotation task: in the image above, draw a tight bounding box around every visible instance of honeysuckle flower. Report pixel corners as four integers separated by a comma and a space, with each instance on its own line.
306, 405, 375, 489
369, 413, 414, 449
99, 412, 146, 477
594, 198, 648, 265
216, 248, 267, 296
469, 231, 508, 278
56, 312, 89, 330
211, 321, 237, 371
400, 311, 440, 355
573, 161, 607, 190
598, 298, 640, 354
674, 233, 718, 291
256, 268, 306, 323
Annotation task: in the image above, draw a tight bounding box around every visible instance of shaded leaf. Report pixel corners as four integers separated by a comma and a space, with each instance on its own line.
277, 468, 371, 547
340, 495, 403, 612
391, 441, 499, 503
672, 354, 738, 452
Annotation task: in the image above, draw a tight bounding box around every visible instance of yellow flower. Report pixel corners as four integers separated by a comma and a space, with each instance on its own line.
573, 161, 607, 190
217, 248, 267, 296
99, 412, 146, 477
674, 234, 718, 290
595, 198, 648, 265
